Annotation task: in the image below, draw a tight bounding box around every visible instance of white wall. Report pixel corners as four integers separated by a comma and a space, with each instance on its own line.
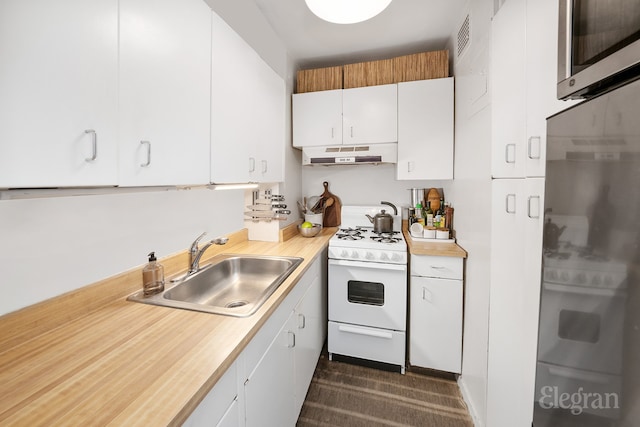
301, 164, 451, 217
0, 188, 244, 315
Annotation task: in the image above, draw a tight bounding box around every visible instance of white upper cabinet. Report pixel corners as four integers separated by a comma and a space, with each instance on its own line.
118, 0, 211, 186
491, 0, 580, 179
491, 0, 527, 179
397, 78, 454, 180
292, 84, 397, 148
342, 84, 398, 145
250, 54, 286, 183
211, 11, 285, 183
0, 0, 118, 188
292, 90, 343, 148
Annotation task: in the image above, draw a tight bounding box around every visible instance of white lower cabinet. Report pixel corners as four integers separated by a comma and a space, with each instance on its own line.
245, 310, 297, 427
409, 255, 463, 374
183, 361, 239, 427
487, 177, 545, 427
293, 275, 326, 415
187, 255, 325, 426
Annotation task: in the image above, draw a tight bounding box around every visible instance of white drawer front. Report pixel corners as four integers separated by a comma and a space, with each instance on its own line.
328, 321, 405, 366
411, 254, 463, 280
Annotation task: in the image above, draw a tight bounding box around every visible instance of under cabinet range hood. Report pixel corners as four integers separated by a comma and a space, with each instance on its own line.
302, 143, 398, 165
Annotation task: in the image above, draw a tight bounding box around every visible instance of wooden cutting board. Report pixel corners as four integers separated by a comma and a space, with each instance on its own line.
320, 181, 341, 227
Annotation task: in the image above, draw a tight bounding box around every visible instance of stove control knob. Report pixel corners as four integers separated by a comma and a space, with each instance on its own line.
340, 250, 349, 258
380, 252, 389, 261
351, 251, 360, 259
592, 275, 602, 286
547, 270, 558, 281
391, 253, 403, 262
575, 272, 587, 284
560, 271, 570, 282
365, 252, 375, 260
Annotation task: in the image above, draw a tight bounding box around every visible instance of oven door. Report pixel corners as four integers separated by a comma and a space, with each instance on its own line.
537, 282, 625, 374
328, 258, 407, 331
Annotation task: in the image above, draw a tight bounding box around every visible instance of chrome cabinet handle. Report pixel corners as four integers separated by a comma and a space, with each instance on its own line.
249, 157, 256, 172
140, 141, 151, 167
528, 136, 541, 159
298, 313, 306, 329
422, 287, 433, 302
331, 127, 334, 139
408, 161, 414, 172
350, 126, 354, 138
504, 143, 516, 164
527, 195, 540, 218
287, 331, 296, 348
84, 129, 97, 162
505, 193, 516, 214
261, 160, 268, 174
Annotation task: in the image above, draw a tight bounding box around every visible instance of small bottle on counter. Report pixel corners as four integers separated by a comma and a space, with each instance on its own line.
434, 199, 445, 228
445, 203, 454, 235
142, 252, 165, 297
425, 201, 434, 227
415, 203, 425, 226
408, 207, 416, 225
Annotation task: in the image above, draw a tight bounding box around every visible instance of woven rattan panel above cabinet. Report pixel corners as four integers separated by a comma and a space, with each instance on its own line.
343, 58, 395, 89
296, 66, 343, 93
393, 50, 449, 83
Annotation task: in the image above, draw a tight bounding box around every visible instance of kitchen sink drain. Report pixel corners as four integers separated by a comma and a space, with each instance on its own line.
225, 300, 249, 309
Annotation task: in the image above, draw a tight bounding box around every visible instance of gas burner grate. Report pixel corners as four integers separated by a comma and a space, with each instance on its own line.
336, 227, 366, 240
370, 234, 401, 244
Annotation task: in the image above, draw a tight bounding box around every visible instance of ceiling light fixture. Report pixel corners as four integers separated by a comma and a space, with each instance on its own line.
305, 0, 393, 24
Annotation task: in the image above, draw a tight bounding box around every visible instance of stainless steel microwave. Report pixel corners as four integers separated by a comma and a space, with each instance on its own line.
558, 0, 640, 100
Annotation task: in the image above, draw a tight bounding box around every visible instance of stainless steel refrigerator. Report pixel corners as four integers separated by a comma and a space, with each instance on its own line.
533, 77, 640, 426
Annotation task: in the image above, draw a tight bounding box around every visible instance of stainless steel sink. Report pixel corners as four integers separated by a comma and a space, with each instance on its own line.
128, 254, 303, 317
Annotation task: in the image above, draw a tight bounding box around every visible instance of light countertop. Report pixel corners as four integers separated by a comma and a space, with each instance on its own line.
0, 225, 335, 426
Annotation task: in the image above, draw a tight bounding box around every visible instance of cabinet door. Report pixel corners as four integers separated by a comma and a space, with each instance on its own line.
183, 361, 238, 427
0, 0, 118, 188
293, 275, 326, 415
251, 56, 285, 183
491, 0, 527, 178
488, 177, 544, 427
525, 0, 580, 177
245, 311, 296, 427
409, 276, 462, 373
397, 78, 454, 180
292, 90, 343, 147
211, 11, 254, 183
119, 0, 211, 186
343, 84, 398, 145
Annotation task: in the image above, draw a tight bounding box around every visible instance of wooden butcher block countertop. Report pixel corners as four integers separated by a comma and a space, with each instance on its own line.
402, 224, 467, 258
0, 225, 336, 426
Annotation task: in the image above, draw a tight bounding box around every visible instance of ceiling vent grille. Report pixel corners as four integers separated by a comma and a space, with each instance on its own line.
457, 13, 471, 58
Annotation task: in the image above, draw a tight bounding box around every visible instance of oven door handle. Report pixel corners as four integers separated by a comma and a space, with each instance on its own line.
543, 282, 625, 298
338, 324, 393, 339
329, 259, 406, 271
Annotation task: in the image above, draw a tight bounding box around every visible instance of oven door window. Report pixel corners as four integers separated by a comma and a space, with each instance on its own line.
558, 309, 600, 343
348, 280, 384, 306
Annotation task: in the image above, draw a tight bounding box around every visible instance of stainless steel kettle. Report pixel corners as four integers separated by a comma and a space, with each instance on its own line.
365, 201, 397, 233
366, 210, 394, 233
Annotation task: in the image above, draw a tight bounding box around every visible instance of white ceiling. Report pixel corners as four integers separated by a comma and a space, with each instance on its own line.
252, 0, 469, 69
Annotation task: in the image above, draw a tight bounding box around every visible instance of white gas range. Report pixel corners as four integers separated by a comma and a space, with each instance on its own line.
327, 205, 408, 373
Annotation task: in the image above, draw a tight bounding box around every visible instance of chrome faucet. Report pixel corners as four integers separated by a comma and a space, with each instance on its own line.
188, 232, 229, 274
